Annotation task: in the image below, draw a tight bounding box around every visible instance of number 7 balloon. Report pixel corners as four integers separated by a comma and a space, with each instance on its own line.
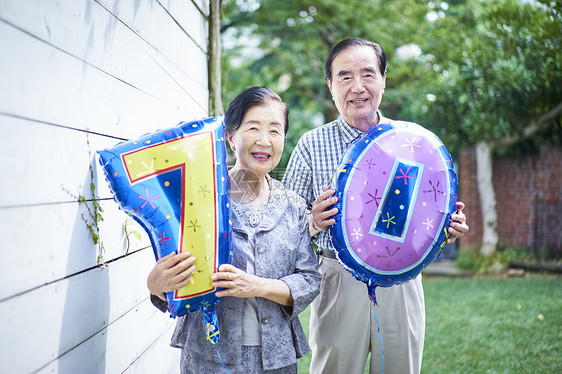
98, 116, 232, 323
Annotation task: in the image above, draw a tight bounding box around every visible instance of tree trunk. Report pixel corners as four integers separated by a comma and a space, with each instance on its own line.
208, 0, 223, 116
470, 102, 561, 256
475, 141, 498, 255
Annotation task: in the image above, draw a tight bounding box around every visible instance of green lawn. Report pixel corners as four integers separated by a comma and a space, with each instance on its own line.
297, 275, 562, 373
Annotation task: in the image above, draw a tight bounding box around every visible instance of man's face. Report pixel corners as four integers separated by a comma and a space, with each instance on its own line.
327, 45, 386, 131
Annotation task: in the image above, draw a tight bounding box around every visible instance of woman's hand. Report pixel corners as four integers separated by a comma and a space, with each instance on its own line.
212, 264, 260, 298
211, 264, 293, 306
309, 185, 339, 236
147, 251, 197, 300
447, 201, 470, 243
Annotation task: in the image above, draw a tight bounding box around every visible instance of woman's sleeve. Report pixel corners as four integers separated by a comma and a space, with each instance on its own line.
150, 294, 169, 313
279, 203, 321, 318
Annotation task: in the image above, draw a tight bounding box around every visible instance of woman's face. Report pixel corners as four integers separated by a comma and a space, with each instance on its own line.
227, 102, 286, 179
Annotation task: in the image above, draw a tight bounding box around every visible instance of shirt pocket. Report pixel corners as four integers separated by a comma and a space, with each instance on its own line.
231, 230, 249, 271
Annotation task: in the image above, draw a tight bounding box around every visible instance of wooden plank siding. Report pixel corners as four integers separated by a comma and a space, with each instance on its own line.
0, 0, 210, 372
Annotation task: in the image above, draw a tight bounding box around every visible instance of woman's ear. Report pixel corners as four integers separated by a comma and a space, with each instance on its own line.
226, 134, 236, 152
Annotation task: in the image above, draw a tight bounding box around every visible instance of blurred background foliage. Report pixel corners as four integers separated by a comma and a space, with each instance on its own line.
219, 0, 562, 167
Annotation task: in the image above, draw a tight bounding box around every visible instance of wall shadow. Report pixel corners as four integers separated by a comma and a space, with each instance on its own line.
57, 159, 109, 373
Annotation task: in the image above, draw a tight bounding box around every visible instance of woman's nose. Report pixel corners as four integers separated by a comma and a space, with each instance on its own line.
256, 131, 272, 145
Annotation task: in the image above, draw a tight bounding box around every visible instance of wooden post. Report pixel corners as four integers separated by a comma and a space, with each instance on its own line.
208, 0, 223, 116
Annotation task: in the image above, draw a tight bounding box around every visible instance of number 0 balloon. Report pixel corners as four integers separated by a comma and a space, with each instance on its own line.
329, 121, 458, 303
98, 116, 232, 327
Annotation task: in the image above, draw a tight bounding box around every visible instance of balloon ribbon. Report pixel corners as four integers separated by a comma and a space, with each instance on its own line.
203, 304, 230, 373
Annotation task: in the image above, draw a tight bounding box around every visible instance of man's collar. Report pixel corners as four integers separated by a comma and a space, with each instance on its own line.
379, 112, 391, 125
337, 111, 386, 143
336, 116, 363, 144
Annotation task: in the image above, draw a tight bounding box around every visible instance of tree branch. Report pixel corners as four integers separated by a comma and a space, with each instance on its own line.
495, 101, 562, 147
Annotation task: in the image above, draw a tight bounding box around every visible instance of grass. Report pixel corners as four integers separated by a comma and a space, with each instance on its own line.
297, 274, 562, 373
297, 305, 313, 372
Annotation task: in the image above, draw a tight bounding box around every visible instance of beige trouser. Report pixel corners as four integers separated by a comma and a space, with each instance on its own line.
309, 256, 425, 374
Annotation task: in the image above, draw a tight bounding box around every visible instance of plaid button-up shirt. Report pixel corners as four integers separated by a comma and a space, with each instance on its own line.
283, 113, 390, 250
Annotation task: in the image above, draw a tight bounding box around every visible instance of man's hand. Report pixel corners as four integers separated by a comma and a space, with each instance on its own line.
447, 201, 469, 243
310, 185, 339, 235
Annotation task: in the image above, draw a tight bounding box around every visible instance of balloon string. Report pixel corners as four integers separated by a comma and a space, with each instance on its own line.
371, 310, 385, 374
378, 287, 409, 315
195, 254, 213, 274
214, 345, 230, 374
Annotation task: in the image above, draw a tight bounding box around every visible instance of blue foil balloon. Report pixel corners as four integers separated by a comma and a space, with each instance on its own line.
98, 116, 232, 319
329, 121, 458, 304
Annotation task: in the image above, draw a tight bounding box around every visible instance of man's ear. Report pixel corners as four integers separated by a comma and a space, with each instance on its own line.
327, 79, 335, 101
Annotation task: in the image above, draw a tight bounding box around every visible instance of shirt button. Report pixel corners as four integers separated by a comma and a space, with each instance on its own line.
261, 317, 269, 324
257, 246, 265, 254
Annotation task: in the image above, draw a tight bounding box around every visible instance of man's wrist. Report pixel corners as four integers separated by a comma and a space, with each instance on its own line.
308, 214, 325, 237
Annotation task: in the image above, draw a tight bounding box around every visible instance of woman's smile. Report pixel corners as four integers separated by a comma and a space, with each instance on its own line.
228, 102, 286, 179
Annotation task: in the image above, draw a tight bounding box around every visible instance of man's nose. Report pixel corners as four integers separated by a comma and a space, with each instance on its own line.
351, 76, 366, 92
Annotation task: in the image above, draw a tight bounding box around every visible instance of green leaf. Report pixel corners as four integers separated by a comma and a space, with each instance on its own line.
131, 231, 142, 241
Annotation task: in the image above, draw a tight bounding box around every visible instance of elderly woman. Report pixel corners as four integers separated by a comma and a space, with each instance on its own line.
147, 87, 321, 374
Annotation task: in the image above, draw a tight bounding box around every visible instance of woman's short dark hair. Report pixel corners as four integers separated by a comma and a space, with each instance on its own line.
324, 37, 387, 81
224, 86, 289, 136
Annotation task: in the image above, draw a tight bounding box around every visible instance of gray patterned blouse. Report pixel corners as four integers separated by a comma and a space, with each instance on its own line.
155, 176, 321, 370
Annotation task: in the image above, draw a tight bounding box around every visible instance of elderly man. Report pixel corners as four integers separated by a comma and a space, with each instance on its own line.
283, 37, 469, 374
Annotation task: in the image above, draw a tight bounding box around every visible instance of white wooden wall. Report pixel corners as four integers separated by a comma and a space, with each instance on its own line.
0, 1, 209, 372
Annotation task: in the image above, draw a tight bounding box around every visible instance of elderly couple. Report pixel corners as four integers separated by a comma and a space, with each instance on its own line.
147, 38, 469, 374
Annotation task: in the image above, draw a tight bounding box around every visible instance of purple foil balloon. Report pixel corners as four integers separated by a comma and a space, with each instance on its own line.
329, 121, 458, 304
